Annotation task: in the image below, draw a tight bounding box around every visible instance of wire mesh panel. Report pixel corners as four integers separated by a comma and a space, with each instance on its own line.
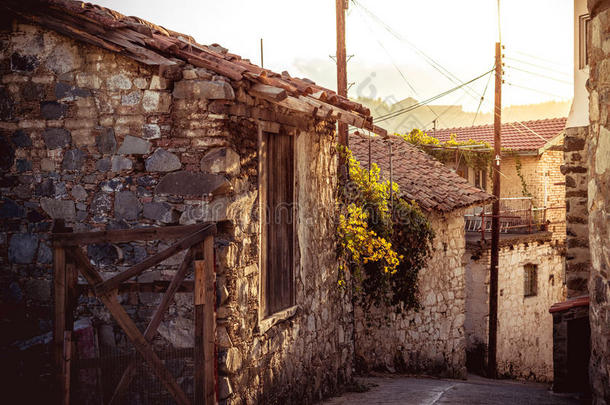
72, 316, 195, 405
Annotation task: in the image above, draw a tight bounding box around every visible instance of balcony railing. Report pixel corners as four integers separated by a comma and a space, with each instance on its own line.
465, 197, 563, 241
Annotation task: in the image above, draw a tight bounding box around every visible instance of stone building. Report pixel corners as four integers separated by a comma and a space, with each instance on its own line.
434, 117, 567, 241
583, 0, 610, 403
465, 236, 566, 382
550, 0, 593, 395
432, 119, 568, 382
350, 133, 492, 379
0, 1, 387, 404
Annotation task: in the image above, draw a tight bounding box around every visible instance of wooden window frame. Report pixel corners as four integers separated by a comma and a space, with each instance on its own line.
579, 14, 591, 70
258, 124, 297, 324
524, 263, 538, 298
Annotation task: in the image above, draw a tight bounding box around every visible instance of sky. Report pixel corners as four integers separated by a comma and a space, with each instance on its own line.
93, 0, 574, 113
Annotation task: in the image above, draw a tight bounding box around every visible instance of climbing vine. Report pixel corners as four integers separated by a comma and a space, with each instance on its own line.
402, 129, 493, 173
336, 146, 435, 312
508, 151, 533, 198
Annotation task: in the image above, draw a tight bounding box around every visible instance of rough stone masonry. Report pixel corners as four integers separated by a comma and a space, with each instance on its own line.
0, 19, 352, 404
585, 0, 610, 403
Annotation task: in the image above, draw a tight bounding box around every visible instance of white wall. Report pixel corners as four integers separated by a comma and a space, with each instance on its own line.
566, 0, 590, 128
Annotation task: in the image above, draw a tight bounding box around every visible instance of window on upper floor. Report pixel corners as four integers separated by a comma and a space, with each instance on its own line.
524, 263, 538, 297
579, 14, 591, 69
474, 169, 487, 191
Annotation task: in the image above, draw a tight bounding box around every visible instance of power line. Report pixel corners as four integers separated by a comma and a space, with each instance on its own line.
505, 65, 573, 85
352, 5, 440, 122
473, 69, 494, 125
352, 0, 481, 102
422, 92, 469, 130
504, 56, 571, 77
374, 68, 494, 123
511, 49, 570, 68
504, 81, 568, 98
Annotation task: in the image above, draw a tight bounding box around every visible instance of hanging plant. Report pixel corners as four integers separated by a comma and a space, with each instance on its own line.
336, 145, 435, 312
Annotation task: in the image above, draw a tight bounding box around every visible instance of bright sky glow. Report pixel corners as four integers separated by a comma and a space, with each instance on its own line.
93, 0, 574, 112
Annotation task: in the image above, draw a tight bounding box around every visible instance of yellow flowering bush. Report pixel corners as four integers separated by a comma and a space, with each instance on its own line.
338, 204, 400, 276
336, 145, 434, 311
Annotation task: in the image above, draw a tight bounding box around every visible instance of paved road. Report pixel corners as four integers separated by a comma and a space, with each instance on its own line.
323, 375, 583, 405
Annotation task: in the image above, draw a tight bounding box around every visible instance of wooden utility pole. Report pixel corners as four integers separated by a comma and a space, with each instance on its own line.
336, 0, 348, 150
488, 41, 502, 379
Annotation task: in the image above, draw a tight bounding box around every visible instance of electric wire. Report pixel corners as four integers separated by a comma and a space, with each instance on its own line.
511, 49, 570, 68
352, 4, 440, 122
351, 0, 481, 102
373, 68, 494, 123
504, 82, 567, 98
504, 56, 571, 77
505, 65, 573, 85
472, 69, 494, 126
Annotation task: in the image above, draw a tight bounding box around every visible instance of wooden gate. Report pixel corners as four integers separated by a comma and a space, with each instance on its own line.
52, 220, 217, 405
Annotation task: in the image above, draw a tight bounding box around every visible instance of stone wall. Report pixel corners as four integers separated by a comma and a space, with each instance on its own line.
465, 237, 566, 382
562, 125, 591, 297
0, 21, 350, 404
586, 1, 610, 402
354, 210, 467, 379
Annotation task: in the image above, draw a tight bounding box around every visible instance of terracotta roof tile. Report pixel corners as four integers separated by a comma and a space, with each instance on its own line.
4, 0, 373, 121
350, 133, 493, 213
431, 117, 566, 152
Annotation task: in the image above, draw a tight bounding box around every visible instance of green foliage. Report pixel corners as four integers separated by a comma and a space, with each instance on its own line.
336, 146, 435, 311
402, 129, 493, 173
508, 151, 533, 198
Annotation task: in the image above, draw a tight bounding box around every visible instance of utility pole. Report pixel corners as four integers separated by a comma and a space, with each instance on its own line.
260, 38, 264, 68
488, 41, 502, 379
336, 0, 348, 151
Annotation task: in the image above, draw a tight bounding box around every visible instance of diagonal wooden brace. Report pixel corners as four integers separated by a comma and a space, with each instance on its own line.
95, 224, 216, 295
71, 248, 192, 405
108, 248, 195, 405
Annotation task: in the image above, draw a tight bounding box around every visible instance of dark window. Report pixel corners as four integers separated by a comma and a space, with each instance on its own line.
524, 264, 538, 297
474, 169, 487, 191
579, 14, 591, 69
259, 129, 294, 316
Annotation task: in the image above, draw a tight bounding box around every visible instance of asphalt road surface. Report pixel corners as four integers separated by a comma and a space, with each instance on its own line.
322, 374, 584, 405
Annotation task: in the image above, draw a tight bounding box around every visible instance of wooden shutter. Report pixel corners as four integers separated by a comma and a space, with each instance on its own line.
260, 129, 294, 316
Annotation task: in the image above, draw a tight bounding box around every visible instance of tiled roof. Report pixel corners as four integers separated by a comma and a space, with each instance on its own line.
432, 117, 567, 152
4, 0, 380, 132
350, 133, 494, 213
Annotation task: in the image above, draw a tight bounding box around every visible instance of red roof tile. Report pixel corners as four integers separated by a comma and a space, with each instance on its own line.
3, 0, 375, 126
350, 133, 493, 213
431, 117, 567, 152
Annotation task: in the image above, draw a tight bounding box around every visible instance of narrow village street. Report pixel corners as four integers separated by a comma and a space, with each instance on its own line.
323, 375, 582, 405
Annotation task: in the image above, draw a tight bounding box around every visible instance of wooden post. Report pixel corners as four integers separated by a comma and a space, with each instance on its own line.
488, 41, 502, 379
62, 331, 72, 405
336, 0, 348, 177
194, 236, 215, 405
54, 244, 67, 404
481, 212, 485, 242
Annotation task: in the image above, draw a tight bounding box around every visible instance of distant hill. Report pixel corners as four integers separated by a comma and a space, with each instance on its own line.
355, 97, 572, 134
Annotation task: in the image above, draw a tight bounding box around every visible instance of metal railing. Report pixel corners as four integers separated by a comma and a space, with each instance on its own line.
465, 197, 564, 241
